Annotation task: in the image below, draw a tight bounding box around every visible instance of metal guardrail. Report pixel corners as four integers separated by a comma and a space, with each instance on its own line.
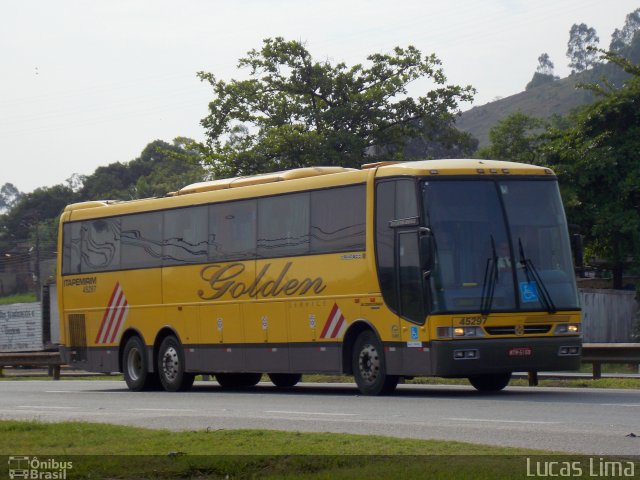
0, 352, 62, 380
0, 343, 639, 383
581, 343, 640, 379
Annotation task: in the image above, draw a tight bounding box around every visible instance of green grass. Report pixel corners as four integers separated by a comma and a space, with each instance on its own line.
0, 292, 37, 305
0, 421, 546, 456
0, 420, 577, 479
577, 362, 639, 374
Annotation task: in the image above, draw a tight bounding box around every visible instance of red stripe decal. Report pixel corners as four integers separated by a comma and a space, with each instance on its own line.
108, 299, 128, 343
95, 282, 120, 344
328, 314, 345, 338
320, 303, 339, 338
101, 289, 124, 343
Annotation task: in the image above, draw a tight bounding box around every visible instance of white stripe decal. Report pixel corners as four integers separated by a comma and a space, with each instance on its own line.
335, 318, 348, 339
97, 284, 129, 344
109, 302, 129, 344
102, 289, 125, 343
320, 303, 350, 339
324, 311, 340, 338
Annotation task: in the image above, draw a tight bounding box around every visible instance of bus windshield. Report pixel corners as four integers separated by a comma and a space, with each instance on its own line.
422, 179, 578, 314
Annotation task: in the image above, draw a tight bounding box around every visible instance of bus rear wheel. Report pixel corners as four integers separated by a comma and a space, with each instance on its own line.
123, 336, 159, 391
215, 373, 262, 389
157, 335, 194, 392
352, 330, 398, 396
468, 372, 512, 392
268, 373, 302, 388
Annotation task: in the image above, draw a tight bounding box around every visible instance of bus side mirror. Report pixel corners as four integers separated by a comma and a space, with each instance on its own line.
419, 229, 435, 273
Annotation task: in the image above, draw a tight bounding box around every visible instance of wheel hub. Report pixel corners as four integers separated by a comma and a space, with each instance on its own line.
161, 346, 179, 381
358, 344, 380, 383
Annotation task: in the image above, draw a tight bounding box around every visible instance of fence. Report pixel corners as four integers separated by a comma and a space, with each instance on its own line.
0, 284, 58, 354
580, 289, 637, 343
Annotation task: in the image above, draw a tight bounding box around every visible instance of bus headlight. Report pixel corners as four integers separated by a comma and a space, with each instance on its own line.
554, 323, 581, 335
437, 326, 484, 338
454, 326, 484, 337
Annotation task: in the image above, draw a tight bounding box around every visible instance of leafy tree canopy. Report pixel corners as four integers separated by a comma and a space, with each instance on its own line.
0, 183, 22, 213
197, 37, 475, 178
536, 53, 556, 76
476, 112, 545, 164
610, 8, 640, 52
567, 23, 600, 73
80, 138, 204, 200
541, 49, 640, 288
0, 184, 78, 244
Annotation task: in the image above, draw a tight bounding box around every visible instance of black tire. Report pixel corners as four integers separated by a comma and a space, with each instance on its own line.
352, 330, 399, 396
122, 336, 159, 391
468, 372, 512, 392
268, 373, 302, 388
157, 335, 195, 392
215, 373, 262, 389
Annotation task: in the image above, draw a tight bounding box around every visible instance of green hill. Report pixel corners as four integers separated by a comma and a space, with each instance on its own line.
456, 38, 639, 148
456, 74, 595, 148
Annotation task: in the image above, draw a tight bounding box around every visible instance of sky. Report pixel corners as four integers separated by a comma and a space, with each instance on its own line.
1, 0, 638, 194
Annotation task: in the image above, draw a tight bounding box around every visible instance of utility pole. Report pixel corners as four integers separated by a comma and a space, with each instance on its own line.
35, 221, 41, 301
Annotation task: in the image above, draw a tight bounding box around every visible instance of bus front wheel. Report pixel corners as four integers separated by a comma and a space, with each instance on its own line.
352, 330, 398, 396
268, 373, 302, 388
468, 373, 512, 392
122, 336, 159, 391
157, 335, 194, 392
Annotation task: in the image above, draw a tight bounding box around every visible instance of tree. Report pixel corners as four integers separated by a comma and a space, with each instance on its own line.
0, 183, 22, 213
197, 37, 475, 177
537, 53, 555, 76
567, 23, 600, 73
610, 8, 640, 52
0, 184, 78, 254
541, 49, 640, 288
476, 112, 545, 164
80, 138, 205, 200
525, 53, 558, 90
65, 173, 86, 193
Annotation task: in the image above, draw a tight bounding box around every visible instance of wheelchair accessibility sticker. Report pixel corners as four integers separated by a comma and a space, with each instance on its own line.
410, 326, 419, 340
519, 281, 539, 303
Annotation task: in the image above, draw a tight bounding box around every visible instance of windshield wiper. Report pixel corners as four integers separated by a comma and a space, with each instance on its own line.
518, 238, 556, 313
480, 236, 498, 316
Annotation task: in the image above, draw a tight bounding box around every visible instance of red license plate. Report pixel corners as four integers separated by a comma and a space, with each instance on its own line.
509, 347, 532, 357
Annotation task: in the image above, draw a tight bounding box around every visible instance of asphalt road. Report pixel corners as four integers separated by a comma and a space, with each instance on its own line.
1, 380, 639, 456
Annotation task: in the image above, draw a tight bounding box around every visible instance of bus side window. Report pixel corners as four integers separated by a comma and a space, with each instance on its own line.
163, 206, 208, 265
121, 212, 163, 269
209, 200, 256, 261
62, 222, 82, 274
257, 193, 310, 258
81, 218, 120, 273
310, 185, 366, 253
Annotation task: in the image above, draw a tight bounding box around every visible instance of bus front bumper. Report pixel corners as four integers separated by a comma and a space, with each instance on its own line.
429, 336, 582, 377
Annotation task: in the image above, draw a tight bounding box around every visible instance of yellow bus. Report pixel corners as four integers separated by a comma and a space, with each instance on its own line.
57, 159, 581, 395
